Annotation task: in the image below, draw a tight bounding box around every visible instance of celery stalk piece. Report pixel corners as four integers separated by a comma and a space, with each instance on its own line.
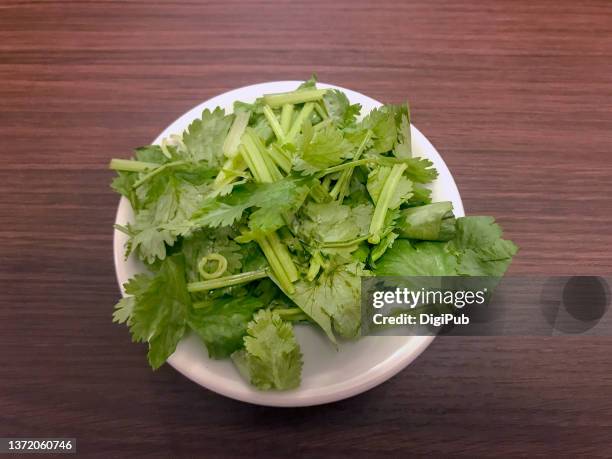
280, 103, 294, 132
262, 89, 327, 108
262, 105, 286, 143
368, 163, 408, 244
187, 268, 269, 292
222, 111, 250, 158
285, 102, 315, 143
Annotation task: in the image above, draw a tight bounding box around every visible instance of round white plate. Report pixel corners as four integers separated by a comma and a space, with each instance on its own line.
113, 81, 464, 407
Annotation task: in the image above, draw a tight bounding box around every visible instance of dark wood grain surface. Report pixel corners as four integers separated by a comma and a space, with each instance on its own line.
2, 0, 612, 457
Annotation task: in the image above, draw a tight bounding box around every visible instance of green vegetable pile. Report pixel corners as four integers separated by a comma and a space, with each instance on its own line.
110, 77, 517, 390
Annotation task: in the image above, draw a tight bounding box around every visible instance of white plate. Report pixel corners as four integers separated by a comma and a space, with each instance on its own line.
113, 81, 464, 407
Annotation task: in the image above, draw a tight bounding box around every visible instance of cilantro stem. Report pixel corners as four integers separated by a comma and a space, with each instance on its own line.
187, 268, 269, 292
314, 102, 329, 120
109, 159, 159, 173
239, 144, 262, 182
274, 308, 310, 322
213, 155, 247, 190
242, 129, 275, 182
309, 181, 332, 203
330, 129, 373, 202
197, 253, 228, 279
267, 144, 292, 173
267, 231, 298, 282
113, 223, 131, 235
257, 235, 295, 294
306, 251, 322, 281
318, 158, 372, 176
280, 104, 294, 132
262, 89, 327, 108
132, 160, 188, 189
260, 148, 284, 181
223, 111, 250, 158
263, 105, 286, 143
368, 163, 407, 244
320, 234, 370, 248
313, 118, 333, 131
285, 102, 315, 143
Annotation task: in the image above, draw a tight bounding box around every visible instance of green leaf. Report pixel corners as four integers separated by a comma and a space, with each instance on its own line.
323, 89, 362, 128
182, 108, 233, 167
189, 296, 264, 359
298, 201, 369, 244
403, 157, 438, 183
367, 166, 413, 209
374, 240, 458, 276
294, 123, 353, 174
360, 107, 396, 154
231, 310, 302, 390
134, 145, 169, 164
397, 201, 456, 241
182, 228, 244, 282
112, 296, 134, 324
450, 217, 518, 276
124, 254, 192, 369
320, 262, 365, 338
190, 176, 312, 233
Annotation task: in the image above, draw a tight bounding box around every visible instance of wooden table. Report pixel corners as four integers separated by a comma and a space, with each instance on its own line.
2, 0, 612, 456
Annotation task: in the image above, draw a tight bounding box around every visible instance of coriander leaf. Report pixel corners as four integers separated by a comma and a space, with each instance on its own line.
128, 222, 177, 264
182, 108, 233, 167
374, 240, 458, 276
281, 277, 336, 344
294, 123, 353, 174
323, 89, 362, 128
367, 166, 413, 209
407, 184, 433, 206
189, 176, 311, 233
298, 201, 367, 244
450, 217, 518, 276
393, 103, 412, 159
360, 106, 396, 154
231, 310, 302, 390
111, 171, 138, 209
188, 296, 264, 359
134, 145, 169, 164
397, 201, 456, 241
112, 296, 134, 325
319, 262, 366, 338
124, 254, 192, 369
403, 157, 438, 183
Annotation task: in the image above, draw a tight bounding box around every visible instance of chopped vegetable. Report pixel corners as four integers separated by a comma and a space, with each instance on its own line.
110, 77, 517, 390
